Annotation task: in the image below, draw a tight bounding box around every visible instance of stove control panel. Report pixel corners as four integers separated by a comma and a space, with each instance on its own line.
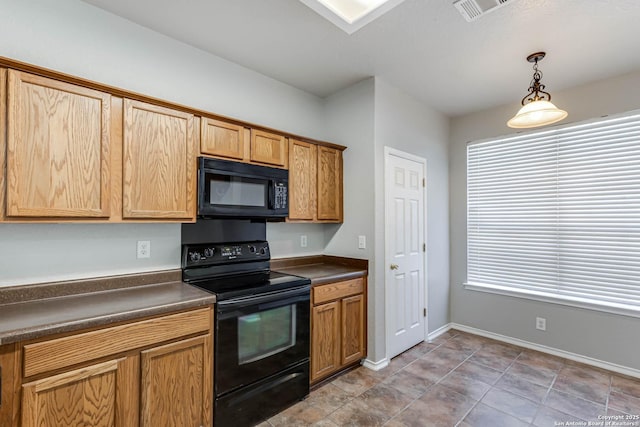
182, 241, 270, 267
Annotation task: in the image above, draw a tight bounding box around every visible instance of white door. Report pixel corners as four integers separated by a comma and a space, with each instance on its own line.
385, 148, 427, 359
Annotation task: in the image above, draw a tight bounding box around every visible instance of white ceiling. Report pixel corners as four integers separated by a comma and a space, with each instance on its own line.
80, 0, 640, 117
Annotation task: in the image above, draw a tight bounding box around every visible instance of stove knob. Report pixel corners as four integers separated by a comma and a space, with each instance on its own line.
248, 245, 256, 253
259, 247, 267, 255
189, 252, 201, 262
203, 248, 215, 258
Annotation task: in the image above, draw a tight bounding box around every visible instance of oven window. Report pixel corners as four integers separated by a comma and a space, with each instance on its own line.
238, 305, 296, 365
209, 176, 267, 207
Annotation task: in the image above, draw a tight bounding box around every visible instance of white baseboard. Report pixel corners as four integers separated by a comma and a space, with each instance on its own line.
362, 358, 389, 371
450, 323, 640, 379
427, 322, 454, 342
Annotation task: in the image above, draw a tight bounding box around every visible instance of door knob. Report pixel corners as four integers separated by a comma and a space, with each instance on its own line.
390, 264, 399, 270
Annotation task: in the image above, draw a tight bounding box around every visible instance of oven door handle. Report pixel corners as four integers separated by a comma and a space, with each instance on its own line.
217, 286, 310, 317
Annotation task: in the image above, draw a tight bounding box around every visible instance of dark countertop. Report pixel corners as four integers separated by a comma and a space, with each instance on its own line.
0, 270, 216, 345
271, 255, 368, 286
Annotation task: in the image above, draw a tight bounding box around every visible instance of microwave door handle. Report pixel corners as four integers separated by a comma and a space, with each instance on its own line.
268, 181, 275, 210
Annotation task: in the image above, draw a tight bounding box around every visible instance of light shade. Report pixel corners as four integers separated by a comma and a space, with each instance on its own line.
507, 100, 568, 129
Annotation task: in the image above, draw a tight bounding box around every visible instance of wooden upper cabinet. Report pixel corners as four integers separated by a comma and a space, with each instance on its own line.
200, 117, 246, 161
250, 129, 288, 168
5, 70, 111, 218
288, 142, 344, 223
317, 146, 343, 221
122, 99, 196, 220
140, 335, 212, 427
288, 139, 317, 220
0, 69, 7, 221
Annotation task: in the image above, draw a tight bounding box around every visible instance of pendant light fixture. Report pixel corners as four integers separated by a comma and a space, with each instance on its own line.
507, 52, 568, 129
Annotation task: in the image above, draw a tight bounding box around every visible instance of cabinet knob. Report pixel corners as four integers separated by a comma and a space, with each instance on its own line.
390, 264, 399, 270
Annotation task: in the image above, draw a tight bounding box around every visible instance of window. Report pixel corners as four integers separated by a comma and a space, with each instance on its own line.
466, 111, 640, 317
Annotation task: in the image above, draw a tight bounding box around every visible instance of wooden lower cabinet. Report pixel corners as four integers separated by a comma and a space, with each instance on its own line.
140, 336, 212, 427
310, 278, 367, 383
0, 343, 19, 426
4, 307, 213, 427
311, 301, 340, 381
21, 357, 134, 427
341, 294, 365, 365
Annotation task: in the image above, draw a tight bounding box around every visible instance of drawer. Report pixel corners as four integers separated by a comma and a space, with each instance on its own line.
313, 278, 364, 305
23, 308, 211, 378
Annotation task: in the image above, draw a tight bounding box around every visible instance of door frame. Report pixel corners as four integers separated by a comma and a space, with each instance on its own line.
384, 146, 429, 360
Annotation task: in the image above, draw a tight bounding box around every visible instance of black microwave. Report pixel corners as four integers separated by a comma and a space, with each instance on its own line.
198, 157, 288, 219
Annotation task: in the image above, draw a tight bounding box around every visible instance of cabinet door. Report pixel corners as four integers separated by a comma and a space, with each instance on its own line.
21, 357, 136, 427
341, 294, 365, 365
0, 344, 18, 427
250, 129, 287, 168
0, 69, 7, 220
311, 301, 341, 382
317, 146, 342, 221
140, 335, 212, 427
200, 118, 246, 161
123, 100, 195, 220
288, 139, 317, 220
6, 70, 111, 218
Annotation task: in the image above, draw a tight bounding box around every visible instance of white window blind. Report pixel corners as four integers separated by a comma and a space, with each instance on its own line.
467, 112, 640, 315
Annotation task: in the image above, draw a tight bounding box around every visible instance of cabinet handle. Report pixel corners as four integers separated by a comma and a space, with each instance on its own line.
390, 264, 399, 270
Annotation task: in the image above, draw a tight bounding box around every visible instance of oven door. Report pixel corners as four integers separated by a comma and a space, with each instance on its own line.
215, 285, 310, 396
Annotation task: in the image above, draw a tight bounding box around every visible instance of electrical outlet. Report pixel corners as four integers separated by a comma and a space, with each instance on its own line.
358, 235, 366, 249
536, 317, 546, 331
300, 235, 308, 248
137, 240, 151, 259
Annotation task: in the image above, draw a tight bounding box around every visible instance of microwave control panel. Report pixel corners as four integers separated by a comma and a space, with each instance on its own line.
274, 183, 287, 209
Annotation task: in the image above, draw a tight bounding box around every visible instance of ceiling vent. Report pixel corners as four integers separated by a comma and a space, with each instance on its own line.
454, 0, 513, 22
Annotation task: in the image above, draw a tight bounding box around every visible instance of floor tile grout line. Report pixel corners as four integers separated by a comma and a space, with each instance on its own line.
605, 374, 613, 414
440, 337, 496, 426
334, 339, 448, 426
380, 338, 462, 425
464, 347, 548, 425
528, 359, 563, 426
383, 333, 482, 426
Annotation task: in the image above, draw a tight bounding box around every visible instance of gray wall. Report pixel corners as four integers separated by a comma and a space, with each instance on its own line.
323, 79, 378, 358
322, 78, 450, 363
450, 70, 640, 369
0, 0, 327, 286
374, 79, 450, 338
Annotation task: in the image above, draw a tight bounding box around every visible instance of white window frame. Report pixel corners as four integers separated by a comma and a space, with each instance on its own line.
465, 109, 640, 319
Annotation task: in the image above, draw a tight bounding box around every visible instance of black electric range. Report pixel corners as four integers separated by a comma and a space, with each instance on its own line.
181, 240, 311, 427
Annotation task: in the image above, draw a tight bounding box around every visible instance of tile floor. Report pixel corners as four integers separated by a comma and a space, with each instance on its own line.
259, 329, 640, 426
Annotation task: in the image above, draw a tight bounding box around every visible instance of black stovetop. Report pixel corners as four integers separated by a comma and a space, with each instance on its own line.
182, 240, 311, 300
187, 270, 310, 301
